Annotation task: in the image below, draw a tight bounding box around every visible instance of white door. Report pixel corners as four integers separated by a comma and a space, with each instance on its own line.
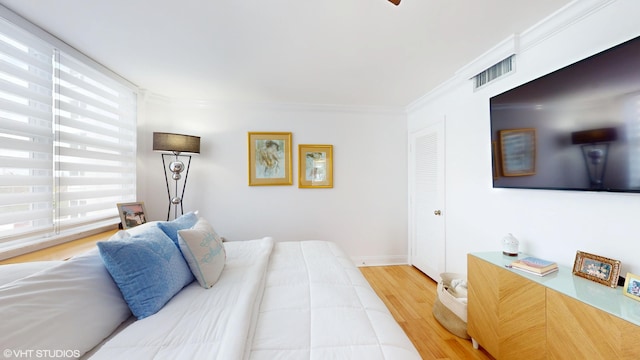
409, 120, 445, 281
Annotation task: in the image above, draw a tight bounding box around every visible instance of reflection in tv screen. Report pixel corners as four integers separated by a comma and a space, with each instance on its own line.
490, 35, 640, 193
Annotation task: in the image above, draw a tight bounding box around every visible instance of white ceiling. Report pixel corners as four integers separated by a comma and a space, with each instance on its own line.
0, 0, 572, 108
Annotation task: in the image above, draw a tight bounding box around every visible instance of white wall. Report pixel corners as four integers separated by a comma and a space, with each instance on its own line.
408, 0, 640, 276
137, 97, 408, 265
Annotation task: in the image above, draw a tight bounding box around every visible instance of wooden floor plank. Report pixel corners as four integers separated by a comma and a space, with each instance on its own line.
360, 265, 494, 360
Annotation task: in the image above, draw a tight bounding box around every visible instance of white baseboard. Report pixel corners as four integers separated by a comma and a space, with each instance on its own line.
352, 255, 410, 267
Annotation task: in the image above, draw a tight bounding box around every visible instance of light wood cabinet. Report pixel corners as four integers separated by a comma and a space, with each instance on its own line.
547, 289, 638, 359
468, 253, 640, 360
468, 254, 545, 359
467, 255, 500, 356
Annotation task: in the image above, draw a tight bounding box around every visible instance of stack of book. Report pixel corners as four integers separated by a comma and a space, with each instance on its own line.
509, 256, 558, 276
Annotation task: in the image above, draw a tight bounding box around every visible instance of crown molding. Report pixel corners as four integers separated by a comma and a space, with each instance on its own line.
406, 0, 616, 114
518, 0, 616, 53
145, 92, 406, 116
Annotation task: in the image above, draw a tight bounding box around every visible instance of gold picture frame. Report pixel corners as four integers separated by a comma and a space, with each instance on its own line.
492, 140, 500, 180
499, 128, 536, 177
623, 272, 640, 301
298, 144, 333, 188
572, 250, 621, 288
248, 132, 292, 186
117, 202, 147, 229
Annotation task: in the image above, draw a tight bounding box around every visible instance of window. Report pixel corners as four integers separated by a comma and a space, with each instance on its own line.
0, 15, 137, 258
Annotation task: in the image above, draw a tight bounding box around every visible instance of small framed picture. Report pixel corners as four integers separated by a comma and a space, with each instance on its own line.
499, 128, 536, 177
117, 202, 147, 229
298, 144, 333, 188
247, 132, 293, 186
572, 250, 621, 288
623, 272, 640, 301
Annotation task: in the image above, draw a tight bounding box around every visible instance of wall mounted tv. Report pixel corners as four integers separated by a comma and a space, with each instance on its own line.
490, 35, 640, 193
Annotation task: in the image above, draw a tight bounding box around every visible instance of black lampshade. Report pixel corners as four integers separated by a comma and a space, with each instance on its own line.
153, 132, 200, 154
571, 128, 617, 145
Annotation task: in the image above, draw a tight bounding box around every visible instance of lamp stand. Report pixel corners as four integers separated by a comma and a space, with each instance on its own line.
160, 152, 193, 220
579, 143, 610, 189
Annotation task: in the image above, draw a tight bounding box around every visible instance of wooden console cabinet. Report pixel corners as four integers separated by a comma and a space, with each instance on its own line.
468, 252, 639, 360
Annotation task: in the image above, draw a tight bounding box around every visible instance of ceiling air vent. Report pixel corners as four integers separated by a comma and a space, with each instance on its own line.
474, 55, 514, 89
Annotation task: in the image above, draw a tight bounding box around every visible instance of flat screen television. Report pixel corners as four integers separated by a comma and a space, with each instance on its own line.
490, 35, 640, 193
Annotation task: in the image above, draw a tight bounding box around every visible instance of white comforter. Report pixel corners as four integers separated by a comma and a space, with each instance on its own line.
87, 238, 420, 359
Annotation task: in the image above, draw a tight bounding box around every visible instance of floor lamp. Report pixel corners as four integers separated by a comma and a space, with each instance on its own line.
571, 127, 617, 190
153, 132, 201, 220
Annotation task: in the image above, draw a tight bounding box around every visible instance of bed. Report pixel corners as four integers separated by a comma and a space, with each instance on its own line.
0, 213, 420, 359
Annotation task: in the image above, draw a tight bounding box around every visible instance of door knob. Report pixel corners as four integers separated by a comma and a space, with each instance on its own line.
434, 210, 442, 216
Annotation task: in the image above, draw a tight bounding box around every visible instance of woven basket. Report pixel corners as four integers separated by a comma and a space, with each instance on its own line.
432, 272, 469, 339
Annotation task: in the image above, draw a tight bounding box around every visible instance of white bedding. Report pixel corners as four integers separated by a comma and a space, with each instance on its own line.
84, 238, 419, 359
86, 237, 274, 359
251, 240, 420, 359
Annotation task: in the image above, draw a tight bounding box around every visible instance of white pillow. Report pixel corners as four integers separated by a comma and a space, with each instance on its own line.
0, 244, 131, 357
0, 261, 63, 286
177, 218, 226, 288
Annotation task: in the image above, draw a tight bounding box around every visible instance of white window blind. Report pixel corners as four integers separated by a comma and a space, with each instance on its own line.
0, 16, 137, 255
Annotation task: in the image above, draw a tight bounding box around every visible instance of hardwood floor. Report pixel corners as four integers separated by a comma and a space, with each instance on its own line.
360, 265, 494, 360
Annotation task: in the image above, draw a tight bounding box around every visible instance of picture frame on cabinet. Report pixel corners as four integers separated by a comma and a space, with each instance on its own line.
247, 132, 293, 186
623, 272, 640, 301
298, 144, 333, 188
572, 250, 621, 288
499, 128, 536, 177
117, 202, 147, 229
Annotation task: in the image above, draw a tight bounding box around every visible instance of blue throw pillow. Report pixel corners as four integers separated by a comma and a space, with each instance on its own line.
97, 227, 194, 319
157, 212, 199, 246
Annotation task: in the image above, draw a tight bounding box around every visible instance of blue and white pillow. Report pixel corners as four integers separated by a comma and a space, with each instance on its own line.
157, 211, 199, 246
97, 226, 194, 319
177, 218, 226, 289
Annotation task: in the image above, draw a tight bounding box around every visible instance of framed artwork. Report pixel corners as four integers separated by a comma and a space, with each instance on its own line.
572, 250, 621, 288
499, 128, 536, 177
298, 144, 333, 188
248, 132, 292, 186
623, 273, 640, 301
117, 202, 147, 229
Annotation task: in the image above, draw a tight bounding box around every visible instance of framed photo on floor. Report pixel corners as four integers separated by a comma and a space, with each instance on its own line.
117, 202, 147, 229
298, 144, 333, 188
248, 132, 292, 186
